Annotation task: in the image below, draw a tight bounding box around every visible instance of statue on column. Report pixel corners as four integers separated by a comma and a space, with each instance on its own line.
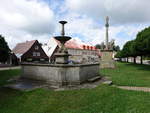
100, 16, 115, 68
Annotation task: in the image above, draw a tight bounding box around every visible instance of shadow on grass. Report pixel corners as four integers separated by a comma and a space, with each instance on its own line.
123, 62, 150, 71
0, 87, 23, 100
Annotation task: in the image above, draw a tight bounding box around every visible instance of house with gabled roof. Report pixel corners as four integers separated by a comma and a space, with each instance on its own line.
12, 40, 49, 62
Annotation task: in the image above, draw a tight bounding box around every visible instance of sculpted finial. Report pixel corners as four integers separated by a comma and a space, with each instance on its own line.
105, 16, 109, 27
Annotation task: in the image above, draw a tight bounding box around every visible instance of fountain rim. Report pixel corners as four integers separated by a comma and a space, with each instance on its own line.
54, 36, 71, 42
59, 21, 67, 24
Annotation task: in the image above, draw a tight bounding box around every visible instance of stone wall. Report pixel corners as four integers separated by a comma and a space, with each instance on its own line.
68, 48, 99, 63
21, 63, 100, 86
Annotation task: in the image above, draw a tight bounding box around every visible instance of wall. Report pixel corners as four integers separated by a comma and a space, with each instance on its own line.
21, 63, 100, 86
68, 48, 99, 63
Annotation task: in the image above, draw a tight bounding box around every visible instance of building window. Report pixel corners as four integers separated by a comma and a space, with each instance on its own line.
33, 52, 40, 56
35, 46, 39, 50
37, 52, 40, 56
33, 52, 36, 56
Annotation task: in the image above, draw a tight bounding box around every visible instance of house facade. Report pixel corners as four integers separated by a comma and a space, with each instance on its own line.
13, 40, 49, 63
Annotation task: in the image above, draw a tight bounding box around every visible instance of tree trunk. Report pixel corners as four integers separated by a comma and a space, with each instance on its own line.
140, 55, 143, 64
119, 58, 121, 61
133, 57, 136, 64
127, 57, 128, 62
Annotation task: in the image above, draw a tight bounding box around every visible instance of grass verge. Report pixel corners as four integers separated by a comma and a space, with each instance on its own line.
101, 62, 150, 87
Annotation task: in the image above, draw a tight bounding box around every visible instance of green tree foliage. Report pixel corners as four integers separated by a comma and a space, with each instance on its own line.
0, 35, 10, 63
115, 26, 150, 64
122, 41, 132, 58
95, 42, 105, 50
95, 42, 120, 51
135, 27, 150, 56
113, 45, 120, 52
115, 51, 123, 61
95, 44, 101, 49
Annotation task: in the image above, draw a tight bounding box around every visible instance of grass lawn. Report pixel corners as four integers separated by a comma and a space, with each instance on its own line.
101, 62, 150, 87
0, 69, 21, 86
0, 63, 150, 113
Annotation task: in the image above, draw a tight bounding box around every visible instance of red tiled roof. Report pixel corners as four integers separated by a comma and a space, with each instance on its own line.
12, 40, 36, 55
53, 38, 95, 50
65, 39, 83, 49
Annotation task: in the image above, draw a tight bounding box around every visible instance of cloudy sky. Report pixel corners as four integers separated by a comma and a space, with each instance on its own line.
0, 0, 150, 49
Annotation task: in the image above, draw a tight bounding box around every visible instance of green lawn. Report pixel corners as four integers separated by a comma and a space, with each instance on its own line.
101, 62, 150, 87
0, 63, 150, 113
0, 69, 21, 86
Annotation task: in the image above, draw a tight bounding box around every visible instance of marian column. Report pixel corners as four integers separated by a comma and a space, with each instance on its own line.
100, 16, 115, 69
105, 16, 109, 50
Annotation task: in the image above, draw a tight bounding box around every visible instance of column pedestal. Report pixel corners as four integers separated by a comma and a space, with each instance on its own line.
100, 50, 115, 68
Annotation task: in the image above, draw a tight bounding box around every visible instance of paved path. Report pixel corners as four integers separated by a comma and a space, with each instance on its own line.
0, 66, 21, 71
117, 86, 150, 92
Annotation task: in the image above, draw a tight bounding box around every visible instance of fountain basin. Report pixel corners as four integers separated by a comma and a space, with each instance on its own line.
21, 63, 100, 87
54, 36, 71, 44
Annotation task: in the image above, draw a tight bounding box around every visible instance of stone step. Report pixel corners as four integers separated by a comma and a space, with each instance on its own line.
103, 81, 113, 85
88, 76, 101, 82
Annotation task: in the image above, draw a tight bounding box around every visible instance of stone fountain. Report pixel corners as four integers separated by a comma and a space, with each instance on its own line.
54, 21, 71, 64
20, 21, 100, 88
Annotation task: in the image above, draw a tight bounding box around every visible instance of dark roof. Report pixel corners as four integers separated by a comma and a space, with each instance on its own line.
12, 40, 36, 55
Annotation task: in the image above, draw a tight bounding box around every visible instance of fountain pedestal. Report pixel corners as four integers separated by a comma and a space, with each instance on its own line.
55, 53, 70, 64
54, 21, 71, 64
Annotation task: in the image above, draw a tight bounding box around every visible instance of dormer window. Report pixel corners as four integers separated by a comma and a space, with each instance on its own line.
35, 46, 39, 50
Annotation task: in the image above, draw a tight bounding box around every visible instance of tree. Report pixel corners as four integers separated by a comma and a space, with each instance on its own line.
134, 27, 150, 64
118, 40, 137, 63
129, 40, 138, 64
113, 45, 120, 52
115, 26, 150, 64
95, 42, 105, 49
121, 41, 132, 62
95, 42, 120, 51
95, 44, 101, 49
0, 35, 10, 63
115, 50, 123, 61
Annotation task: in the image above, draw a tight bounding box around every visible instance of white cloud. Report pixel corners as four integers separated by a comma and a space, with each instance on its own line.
59, 13, 105, 45
0, 0, 55, 49
56, 11, 146, 48
0, 0, 149, 50
65, 0, 150, 24
60, 0, 150, 48
0, 0, 55, 34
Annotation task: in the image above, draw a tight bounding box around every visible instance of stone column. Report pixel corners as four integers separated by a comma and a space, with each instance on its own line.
105, 16, 109, 50
100, 16, 115, 68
